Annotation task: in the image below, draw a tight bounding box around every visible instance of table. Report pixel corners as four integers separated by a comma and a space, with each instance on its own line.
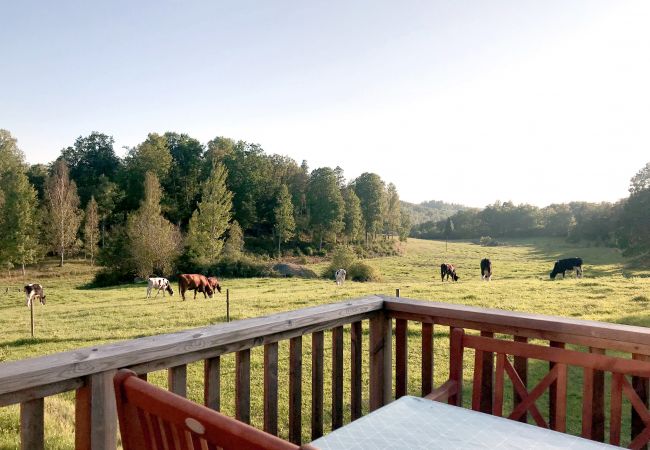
310, 396, 619, 449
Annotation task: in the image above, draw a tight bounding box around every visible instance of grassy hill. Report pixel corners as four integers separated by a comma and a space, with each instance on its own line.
1, 238, 649, 448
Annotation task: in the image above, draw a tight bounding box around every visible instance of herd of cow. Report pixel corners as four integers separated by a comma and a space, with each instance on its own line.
440, 257, 584, 282
21, 258, 584, 308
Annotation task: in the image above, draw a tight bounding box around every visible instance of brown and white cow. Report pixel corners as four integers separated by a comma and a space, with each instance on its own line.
25, 284, 46, 307
440, 263, 459, 282
178, 274, 214, 301
146, 277, 174, 298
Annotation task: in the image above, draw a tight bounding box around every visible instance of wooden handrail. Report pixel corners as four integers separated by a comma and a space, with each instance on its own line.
0, 295, 383, 406
383, 296, 650, 355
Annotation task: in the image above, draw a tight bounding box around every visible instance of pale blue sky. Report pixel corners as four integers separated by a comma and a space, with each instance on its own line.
2, 1, 649, 207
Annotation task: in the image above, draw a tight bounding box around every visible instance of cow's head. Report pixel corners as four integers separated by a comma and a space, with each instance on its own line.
165, 284, 174, 296
550, 262, 559, 279
452, 273, 459, 282
208, 277, 221, 294
40, 295, 46, 305
205, 285, 214, 298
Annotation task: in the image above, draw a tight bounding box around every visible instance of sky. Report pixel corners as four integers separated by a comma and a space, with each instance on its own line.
1, 0, 649, 208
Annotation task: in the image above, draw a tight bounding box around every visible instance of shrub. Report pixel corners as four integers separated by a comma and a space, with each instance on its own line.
207, 254, 273, 278
479, 236, 502, 247
348, 261, 381, 282
323, 246, 357, 278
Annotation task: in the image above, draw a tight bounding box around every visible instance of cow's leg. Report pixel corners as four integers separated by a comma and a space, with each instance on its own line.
146, 286, 151, 298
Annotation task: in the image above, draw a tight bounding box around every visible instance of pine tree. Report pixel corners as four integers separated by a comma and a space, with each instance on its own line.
187, 163, 233, 265
223, 220, 244, 256
84, 196, 100, 266
126, 172, 181, 277
274, 184, 295, 255
46, 160, 82, 267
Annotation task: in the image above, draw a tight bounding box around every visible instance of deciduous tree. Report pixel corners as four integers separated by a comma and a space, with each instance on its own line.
274, 184, 295, 254
84, 196, 100, 265
352, 172, 385, 244
307, 167, 344, 250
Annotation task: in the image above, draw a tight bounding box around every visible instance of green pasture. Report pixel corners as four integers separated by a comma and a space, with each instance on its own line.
0, 238, 649, 448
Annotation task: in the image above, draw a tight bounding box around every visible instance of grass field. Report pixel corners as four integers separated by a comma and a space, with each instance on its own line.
1, 238, 649, 448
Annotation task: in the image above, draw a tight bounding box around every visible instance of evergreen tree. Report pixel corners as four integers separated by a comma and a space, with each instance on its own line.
45, 160, 82, 267
84, 196, 100, 265
353, 172, 385, 244
223, 220, 244, 256
126, 172, 181, 277
342, 188, 363, 244
187, 163, 233, 265
274, 184, 295, 254
307, 167, 345, 250
384, 183, 401, 238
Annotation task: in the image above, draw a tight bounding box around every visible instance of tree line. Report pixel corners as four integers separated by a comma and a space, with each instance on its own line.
411, 163, 650, 261
0, 129, 411, 280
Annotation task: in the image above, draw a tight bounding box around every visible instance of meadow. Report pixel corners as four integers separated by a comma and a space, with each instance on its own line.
1, 238, 649, 449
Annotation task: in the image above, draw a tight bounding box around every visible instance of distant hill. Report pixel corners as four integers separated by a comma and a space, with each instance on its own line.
401, 200, 469, 225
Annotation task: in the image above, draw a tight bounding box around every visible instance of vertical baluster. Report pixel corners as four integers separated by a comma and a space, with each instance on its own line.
351, 321, 363, 421
421, 322, 433, 397
448, 327, 464, 407
332, 326, 344, 430
479, 331, 494, 413
264, 343, 279, 435
21, 397, 44, 450
369, 311, 392, 411
513, 336, 528, 422
395, 319, 408, 398
289, 336, 303, 444
312, 331, 324, 439
582, 366, 594, 439
610, 373, 624, 446
632, 353, 650, 450
554, 363, 567, 432
168, 365, 187, 397
204, 357, 220, 411
590, 347, 606, 442
549, 341, 565, 429
236, 349, 251, 424
75, 370, 117, 450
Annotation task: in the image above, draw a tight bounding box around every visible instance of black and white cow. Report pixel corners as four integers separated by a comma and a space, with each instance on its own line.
441, 263, 459, 282
550, 257, 583, 279
146, 277, 174, 298
480, 258, 492, 281
24, 284, 46, 307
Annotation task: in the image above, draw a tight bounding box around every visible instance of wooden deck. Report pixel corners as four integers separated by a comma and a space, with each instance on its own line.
1, 295, 649, 449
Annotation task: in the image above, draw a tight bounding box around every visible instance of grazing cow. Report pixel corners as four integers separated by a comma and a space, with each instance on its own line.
550, 257, 583, 279
440, 263, 459, 282
178, 274, 214, 301
24, 284, 46, 307
335, 269, 347, 286
207, 277, 222, 294
146, 277, 174, 298
481, 258, 492, 281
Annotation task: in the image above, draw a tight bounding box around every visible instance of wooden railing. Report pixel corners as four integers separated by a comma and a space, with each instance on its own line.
1, 294, 649, 449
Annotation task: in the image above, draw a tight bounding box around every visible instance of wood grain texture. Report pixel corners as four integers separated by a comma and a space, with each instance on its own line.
0, 296, 384, 401
75, 371, 117, 450
20, 397, 44, 450
513, 335, 528, 423
589, 347, 606, 442
168, 364, 187, 397
311, 331, 324, 440
369, 311, 392, 411
264, 342, 279, 436
350, 321, 363, 421
0, 378, 83, 407
331, 326, 344, 430
236, 349, 250, 424
204, 357, 220, 411
289, 336, 302, 444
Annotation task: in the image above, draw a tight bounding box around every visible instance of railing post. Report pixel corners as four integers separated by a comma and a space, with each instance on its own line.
236, 349, 251, 424
168, 364, 187, 397
513, 336, 528, 422
589, 347, 606, 442
395, 319, 408, 398
311, 331, 324, 439
632, 353, 649, 449
421, 322, 433, 397
289, 336, 302, 444
479, 331, 494, 413
204, 357, 220, 411
331, 326, 344, 430
369, 310, 392, 411
351, 321, 363, 421
549, 341, 565, 429
75, 370, 117, 450
20, 397, 44, 450
264, 343, 279, 435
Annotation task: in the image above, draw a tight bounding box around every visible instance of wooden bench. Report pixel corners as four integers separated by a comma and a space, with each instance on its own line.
426, 327, 650, 449
114, 369, 317, 450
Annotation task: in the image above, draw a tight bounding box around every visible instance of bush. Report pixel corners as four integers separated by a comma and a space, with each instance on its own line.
479, 236, 502, 247
207, 254, 273, 278
348, 261, 381, 282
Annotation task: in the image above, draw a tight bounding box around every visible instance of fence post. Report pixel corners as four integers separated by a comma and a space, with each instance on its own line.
30, 301, 34, 338
226, 289, 230, 323
395, 288, 400, 298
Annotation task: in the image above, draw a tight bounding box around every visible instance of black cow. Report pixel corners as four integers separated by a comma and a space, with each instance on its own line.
480, 258, 492, 281
24, 284, 46, 307
441, 263, 459, 282
550, 257, 583, 279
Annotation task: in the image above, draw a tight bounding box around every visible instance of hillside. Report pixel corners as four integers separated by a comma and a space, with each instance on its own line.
401, 199, 469, 225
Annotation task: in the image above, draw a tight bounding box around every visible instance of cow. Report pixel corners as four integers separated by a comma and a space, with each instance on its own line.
146, 277, 174, 298
24, 284, 46, 307
550, 257, 583, 280
481, 258, 492, 281
440, 264, 459, 282
335, 269, 347, 286
178, 274, 214, 301
207, 277, 222, 294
